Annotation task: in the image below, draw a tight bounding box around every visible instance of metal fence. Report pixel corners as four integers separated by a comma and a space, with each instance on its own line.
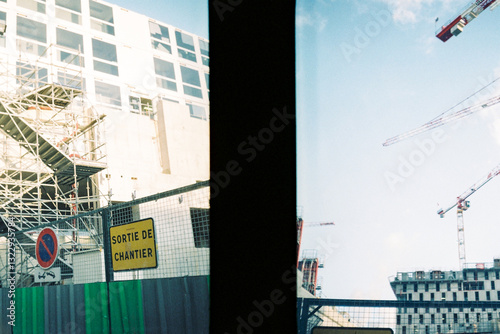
0, 181, 209, 287
298, 298, 500, 334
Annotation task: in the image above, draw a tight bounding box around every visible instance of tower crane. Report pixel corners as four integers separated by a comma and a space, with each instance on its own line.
436, 0, 499, 42
437, 164, 500, 269
383, 81, 500, 269
383, 93, 500, 146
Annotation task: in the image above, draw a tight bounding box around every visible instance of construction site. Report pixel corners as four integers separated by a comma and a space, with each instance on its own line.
0, 46, 108, 287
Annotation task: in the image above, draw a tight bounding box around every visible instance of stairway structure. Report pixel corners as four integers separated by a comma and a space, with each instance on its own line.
0, 48, 108, 286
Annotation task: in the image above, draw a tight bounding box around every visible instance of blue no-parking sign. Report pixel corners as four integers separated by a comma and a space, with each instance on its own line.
36, 227, 59, 269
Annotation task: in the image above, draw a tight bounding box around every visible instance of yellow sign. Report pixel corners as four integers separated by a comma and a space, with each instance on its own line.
312, 328, 393, 334
110, 218, 157, 271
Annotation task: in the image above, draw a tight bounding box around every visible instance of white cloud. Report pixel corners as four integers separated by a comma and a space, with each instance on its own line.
296, 8, 328, 32
377, 0, 435, 24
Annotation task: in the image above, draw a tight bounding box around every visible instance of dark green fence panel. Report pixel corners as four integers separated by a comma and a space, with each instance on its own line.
44, 284, 86, 334
1, 288, 13, 334
141, 276, 209, 334
84, 282, 109, 334
109, 280, 145, 334
14, 287, 44, 334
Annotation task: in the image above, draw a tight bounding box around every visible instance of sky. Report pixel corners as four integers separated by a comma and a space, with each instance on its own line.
297, 0, 500, 300
104, 0, 208, 39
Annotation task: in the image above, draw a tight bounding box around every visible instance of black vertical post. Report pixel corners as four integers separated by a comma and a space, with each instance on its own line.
102, 208, 113, 282
101, 208, 113, 333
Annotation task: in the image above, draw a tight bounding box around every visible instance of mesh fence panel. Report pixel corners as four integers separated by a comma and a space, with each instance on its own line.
0, 181, 209, 287
298, 299, 500, 334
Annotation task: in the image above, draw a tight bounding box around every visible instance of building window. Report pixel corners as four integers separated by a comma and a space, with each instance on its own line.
56, 0, 81, 12
92, 39, 118, 76
199, 38, 209, 66
419, 314, 423, 324
408, 294, 412, 301
425, 283, 429, 292
447, 283, 451, 291
488, 313, 493, 321
56, 28, 84, 66
57, 71, 85, 90
190, 208, 209, 248
442, 314, 446, 324
149, 21, 172, 54
497, 291, 500, 300
475, 291, 479, 301
397, 315, 401, 325
464, 291, 468, 301
496, 271, 500, 280
17, 0, 45, 14
154, 57, 177, 91
17, 16, 46, 43
485, 271, 489, 280
492, 281, 496, 290
94, 80, 121, 106
57, 28, 84, 52
175, 30, 196, 63
16, 62, 47, 88
436, 283, 440, 292
453, 313, 458, 324
90, 0, 113, 22
89, 0, 114, 35
180, 66, 202, 98
430, 293, 434, 301
419, 293, 423, 301
441, 292, 446, 301
187, 103, 207, 121
487, 291, 491, 301
431, 314, 435, 324
476, 313, 480, 322
408, 315, 412, 325
403, 284, 407, 293
129, 96, 153, 118
56, 4, 82, 25
437, 325, 441, 333
402, 326, 406, 334
425, 326, 429, 334
465, 313, 469, 323
414, 284, 418, 292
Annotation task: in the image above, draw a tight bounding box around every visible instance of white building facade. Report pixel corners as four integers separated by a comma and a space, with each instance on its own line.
0, 0, 209, 202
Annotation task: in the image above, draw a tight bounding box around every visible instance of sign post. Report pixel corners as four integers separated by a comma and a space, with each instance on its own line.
110, 218, 157, 271
35, 227, 59, 269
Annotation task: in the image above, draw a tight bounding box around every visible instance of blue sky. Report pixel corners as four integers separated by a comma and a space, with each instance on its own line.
297, 0, 500, 299
104, 0, 208, 39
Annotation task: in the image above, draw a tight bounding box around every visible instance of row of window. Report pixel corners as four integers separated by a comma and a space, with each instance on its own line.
154, 57, 209, 99
398, 306, 497, 314
7, 1, 209, 64
14, 61, 207, 120
400, 270, 500, 282
399, 290, 500, 301
400, 279, 495, 293
14, 0, 114, 34
397, 312, 497, 325
149, 21, 209, 65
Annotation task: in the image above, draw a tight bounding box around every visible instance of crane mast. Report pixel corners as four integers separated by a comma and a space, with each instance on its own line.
437, 164, 500, 269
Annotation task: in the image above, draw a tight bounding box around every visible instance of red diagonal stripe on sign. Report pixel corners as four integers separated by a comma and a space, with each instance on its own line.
40, 239, 53, 259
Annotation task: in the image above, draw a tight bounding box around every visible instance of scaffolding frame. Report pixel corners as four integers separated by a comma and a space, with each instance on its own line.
0, 44, 108, 286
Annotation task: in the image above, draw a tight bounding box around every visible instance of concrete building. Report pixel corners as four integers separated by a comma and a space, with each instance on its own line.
390, 259, 500, 334
0, 0, 209, 286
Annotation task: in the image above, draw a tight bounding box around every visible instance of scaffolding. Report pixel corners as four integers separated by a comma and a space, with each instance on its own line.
0, 44, 108, 286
